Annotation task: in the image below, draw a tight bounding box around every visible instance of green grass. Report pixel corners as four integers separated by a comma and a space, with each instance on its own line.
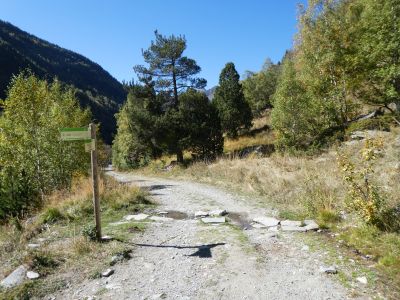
339, 225, 400, 283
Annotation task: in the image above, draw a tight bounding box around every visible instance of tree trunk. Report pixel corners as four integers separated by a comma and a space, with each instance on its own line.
176, 148, 184, 164
172, 61, 178, 108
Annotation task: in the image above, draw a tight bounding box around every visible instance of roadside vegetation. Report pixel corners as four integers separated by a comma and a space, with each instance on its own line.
0, 175, 153, 299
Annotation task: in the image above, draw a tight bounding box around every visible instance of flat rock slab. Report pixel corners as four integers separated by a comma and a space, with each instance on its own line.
124, 214, 149, 221
304, 220, 319, 231
281, 220, 302, 227
253, 217, 280, 227
201, 217, 226, 224
149, 216, 174, 222
0, 265, 27, 288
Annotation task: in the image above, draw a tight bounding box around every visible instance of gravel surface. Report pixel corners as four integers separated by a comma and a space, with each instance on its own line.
54, 171, 364, 300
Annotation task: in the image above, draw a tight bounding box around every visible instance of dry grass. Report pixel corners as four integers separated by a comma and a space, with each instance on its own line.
224, 111, 275, 153
140, 127, 400, 295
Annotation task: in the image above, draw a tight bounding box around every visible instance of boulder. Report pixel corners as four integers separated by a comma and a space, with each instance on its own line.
0, 265, 27, 288
201, 217, 226, 224
253, 217, 280, 227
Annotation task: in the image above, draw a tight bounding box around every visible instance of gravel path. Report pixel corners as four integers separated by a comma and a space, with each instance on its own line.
56, 171, 360, 300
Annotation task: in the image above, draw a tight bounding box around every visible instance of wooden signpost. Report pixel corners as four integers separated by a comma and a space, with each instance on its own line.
60, 123, 101, 240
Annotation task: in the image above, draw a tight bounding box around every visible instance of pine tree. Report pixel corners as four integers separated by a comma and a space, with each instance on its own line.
133, 31, 206, 162
213, 62, 252, 138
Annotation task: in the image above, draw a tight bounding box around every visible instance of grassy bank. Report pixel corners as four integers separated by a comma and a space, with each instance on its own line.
0, 175, 154, 299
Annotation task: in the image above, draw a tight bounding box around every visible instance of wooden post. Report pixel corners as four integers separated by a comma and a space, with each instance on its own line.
89, 123, 101, 240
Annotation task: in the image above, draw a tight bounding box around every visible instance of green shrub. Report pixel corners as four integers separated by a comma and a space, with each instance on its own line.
347, 116, 391, 133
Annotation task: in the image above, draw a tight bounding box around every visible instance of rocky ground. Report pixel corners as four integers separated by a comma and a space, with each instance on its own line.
50, 171, 370, 300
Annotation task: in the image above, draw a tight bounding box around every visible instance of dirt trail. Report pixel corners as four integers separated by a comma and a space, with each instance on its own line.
56, 171, 362, 300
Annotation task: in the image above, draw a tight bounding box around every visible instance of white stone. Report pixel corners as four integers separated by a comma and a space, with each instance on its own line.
149, 216, 173, 222
27, 243, 40, 249
26, 271, 40, 279
356, 276, 368, 285
195, 211, 209, 218
0, 265, 27, 288
124, 213, 149, 221
281, 220, 302, 227
101, 268, 114, 277
201, 217, 226, 224
209, 209, 227, 216
253, 217, 280, 227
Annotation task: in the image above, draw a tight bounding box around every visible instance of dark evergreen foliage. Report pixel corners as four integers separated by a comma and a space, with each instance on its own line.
213, 62, 253, 138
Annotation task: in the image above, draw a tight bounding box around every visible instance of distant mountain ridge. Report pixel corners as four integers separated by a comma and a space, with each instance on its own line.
0, 20, 126, 143
205, 86, 216, 100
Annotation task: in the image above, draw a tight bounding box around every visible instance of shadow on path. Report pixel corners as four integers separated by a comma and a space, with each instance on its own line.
134, 243, 226, 258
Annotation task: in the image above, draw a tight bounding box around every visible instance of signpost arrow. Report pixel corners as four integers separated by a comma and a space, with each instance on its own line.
60, 127, 90, 141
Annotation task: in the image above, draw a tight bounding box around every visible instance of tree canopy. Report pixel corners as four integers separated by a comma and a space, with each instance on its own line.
134, 31, 206, 108
0, 72, 91, 218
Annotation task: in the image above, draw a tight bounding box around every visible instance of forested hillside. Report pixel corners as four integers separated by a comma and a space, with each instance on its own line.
0, 20, 126, 143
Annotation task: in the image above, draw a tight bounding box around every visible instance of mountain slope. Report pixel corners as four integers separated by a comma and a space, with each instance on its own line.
205, 86, 216, 100
0, 20, 126, 143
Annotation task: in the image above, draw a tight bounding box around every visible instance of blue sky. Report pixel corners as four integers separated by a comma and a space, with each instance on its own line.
0, 0, 305, 88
